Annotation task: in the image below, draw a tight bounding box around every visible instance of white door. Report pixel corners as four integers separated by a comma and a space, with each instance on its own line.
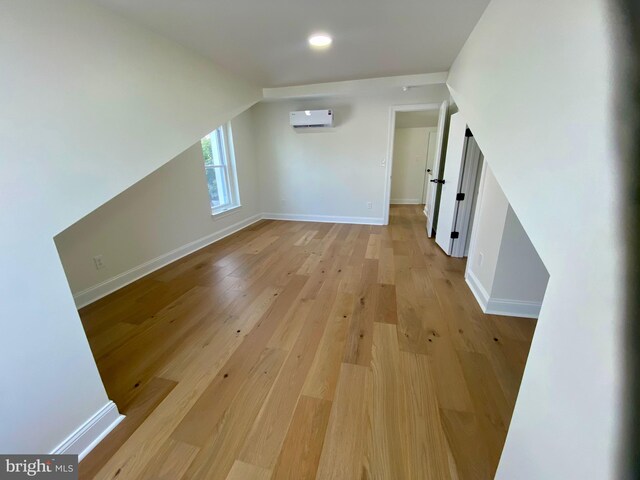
422, 129, 438, 205
450, 136, 483, 258
424, 100, 448, 237
435, 112, 469, 254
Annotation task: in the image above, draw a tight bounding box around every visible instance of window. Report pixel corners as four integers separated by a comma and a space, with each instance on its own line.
201, 123, 240, 214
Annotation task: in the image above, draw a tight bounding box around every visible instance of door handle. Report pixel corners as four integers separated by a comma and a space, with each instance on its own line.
430, 179, 445, 184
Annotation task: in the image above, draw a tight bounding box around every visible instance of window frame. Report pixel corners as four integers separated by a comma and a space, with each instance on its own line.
202, 122, 241, 216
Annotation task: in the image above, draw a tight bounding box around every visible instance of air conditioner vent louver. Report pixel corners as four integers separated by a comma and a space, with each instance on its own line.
289, 109, 333, 128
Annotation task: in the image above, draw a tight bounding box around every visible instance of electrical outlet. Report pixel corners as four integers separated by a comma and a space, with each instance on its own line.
93, 255, 105, 270
367, 201, 373, 210
478, 252, 484, 267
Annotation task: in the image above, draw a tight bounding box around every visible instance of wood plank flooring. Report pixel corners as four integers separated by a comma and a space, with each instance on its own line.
78, 205, 536, 479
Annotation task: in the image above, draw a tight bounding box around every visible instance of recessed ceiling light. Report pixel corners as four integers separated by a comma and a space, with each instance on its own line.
308, 33, 332, 49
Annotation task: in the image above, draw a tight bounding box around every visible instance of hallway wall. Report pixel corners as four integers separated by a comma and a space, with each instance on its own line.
465, 163, 548, 318
465, 164, 509, 294
447, 0, 622, 477
491, 206, 549, 304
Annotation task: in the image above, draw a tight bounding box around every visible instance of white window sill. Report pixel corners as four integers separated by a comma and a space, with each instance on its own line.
211, 204, 242, 219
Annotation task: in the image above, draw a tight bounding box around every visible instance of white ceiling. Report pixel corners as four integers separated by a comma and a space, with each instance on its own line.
396, 110, 441, 128
94, 0, 489, 88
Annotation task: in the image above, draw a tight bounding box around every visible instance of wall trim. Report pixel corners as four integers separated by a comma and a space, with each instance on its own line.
51, 401, 124, 461
390, 198, 422, 205
262, 212, 384, 225
465, 269, 540, 319
73, 213, 263, 308
485, 297, 541, 319
465, 269, 491, 310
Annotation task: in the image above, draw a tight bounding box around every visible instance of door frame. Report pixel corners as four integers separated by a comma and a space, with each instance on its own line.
383, 102, 443, 225
451, 136, 483, 258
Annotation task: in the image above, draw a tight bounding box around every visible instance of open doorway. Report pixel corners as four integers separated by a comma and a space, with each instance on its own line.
389, 111, 439, 205
383, 101, 448, 228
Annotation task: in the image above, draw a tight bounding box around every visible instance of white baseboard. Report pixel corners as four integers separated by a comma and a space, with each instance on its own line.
390, 198, 422, 205
73, 213, 263, 308
262, 212, 384, 225
51, 401, 124, 461
465, 269, 540, 319
485, 298, 541, 319
465, 269, 491, 310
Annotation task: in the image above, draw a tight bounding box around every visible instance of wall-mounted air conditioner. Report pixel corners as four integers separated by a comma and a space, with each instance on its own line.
290, 109, 333, 128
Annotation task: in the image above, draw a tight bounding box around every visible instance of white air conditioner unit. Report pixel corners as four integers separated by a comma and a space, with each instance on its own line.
290, 109, 333, 128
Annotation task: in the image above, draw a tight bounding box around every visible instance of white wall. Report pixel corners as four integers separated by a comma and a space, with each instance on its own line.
55, 108, 260, 298
465, 162, 549, 318
390, 127, 435, 204
465, 164, 509, 294
492, 206, 549, 303
0, 0, 260, 454
447, 0, 622, 477
254, 85, 449, 223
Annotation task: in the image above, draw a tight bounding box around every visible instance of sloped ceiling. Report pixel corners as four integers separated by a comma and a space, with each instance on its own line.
93, 0, 490, 87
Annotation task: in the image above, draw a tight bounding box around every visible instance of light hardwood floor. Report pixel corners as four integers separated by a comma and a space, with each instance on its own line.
78, 205, 535, 479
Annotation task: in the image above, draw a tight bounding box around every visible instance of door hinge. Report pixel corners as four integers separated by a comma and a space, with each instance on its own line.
450, 231, 459, 239
465, 128, 473, 137
456, 193, 465, 201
